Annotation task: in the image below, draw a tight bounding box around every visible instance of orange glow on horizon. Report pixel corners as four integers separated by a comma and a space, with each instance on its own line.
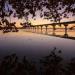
15, 17, 75, 27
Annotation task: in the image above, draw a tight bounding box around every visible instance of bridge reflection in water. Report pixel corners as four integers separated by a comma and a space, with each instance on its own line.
25, 21, 75, 40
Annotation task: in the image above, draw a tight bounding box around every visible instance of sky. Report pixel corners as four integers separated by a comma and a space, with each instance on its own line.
4, 1, 75, 27
15, 15, 75, 27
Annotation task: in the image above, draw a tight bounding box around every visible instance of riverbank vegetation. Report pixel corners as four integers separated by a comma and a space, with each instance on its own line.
0, 48, 75, 75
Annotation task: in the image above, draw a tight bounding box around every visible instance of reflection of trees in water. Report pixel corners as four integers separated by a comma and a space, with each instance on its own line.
0, 48, 75, 75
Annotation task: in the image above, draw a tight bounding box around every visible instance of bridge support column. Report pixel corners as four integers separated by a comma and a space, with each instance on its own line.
33, 26, 35, 32
30, 27, 32, 32
40, 25, 43, 33
45, 25, 48, 34
37, 26, 39, 33
31, 27, 33, 32
64, 24, 68, 37
35, 26, 36, 32
29, 26, 31, 32
52, 25, 56, 35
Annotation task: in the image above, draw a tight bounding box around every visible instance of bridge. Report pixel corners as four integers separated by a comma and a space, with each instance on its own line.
25, 21, 75, 40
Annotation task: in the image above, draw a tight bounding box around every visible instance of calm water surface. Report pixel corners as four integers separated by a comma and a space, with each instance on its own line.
0, 29, 75, 61
34, 28, 75, 37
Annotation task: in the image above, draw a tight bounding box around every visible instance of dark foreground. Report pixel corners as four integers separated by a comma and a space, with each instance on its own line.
0, 48, 75, 75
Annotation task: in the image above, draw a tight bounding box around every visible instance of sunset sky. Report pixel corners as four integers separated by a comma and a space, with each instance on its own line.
3, 1, 75, 27
15, 16, 75, 27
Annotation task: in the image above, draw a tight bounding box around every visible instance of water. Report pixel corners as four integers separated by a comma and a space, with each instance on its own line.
34, 28, 75, 37
0, 29, 75, 61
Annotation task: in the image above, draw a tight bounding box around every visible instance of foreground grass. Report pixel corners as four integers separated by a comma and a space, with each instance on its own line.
0, 48, 75, 75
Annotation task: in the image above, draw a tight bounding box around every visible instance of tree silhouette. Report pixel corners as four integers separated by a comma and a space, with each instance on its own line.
40, 47, 64, 75
64, 58, 75, 75
39, 0, 75, 23
0, 54, 37, 75
20, 22, 32, 28
0, 48, 75, 75
0, 0, 75, 28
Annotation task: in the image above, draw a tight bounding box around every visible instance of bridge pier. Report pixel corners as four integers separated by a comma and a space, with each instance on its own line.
52, 25, 56, 35
45, 25, 48, 34
32, 26, 35, 32
34, 26, 36, 32
64, 24, 68, 37
30, 26, 33, 32
37, 26, 39, 33
28, 21, 75, 40
28, 26, 31, 32
40, 25, 43, 33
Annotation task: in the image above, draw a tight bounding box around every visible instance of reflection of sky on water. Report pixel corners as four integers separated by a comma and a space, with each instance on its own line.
0, 30, 75, 61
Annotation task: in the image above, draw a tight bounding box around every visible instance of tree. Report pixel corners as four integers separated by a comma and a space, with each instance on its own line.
40, 47, 64, 75
0, 0, 75, 26
39, 0, 75, 23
